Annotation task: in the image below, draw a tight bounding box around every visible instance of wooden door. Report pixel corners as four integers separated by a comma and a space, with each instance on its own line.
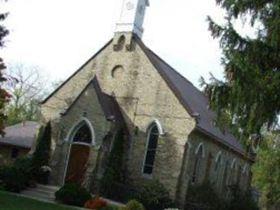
65, 144, 90, 185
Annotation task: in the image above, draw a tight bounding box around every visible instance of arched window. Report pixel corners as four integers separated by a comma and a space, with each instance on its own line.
192, 143, 204, 184
143, 123, 159, 175
236, 165, 242, 186
242, 164, 250, 188
231, 159, 237, 184
114, 35, 126, 51
69, 119, 94, 145
204, 152, 213, 181
214, 152, 222, 184
222, 160, 230, 192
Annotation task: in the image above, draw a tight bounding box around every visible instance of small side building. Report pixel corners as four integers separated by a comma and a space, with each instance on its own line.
0, 121, 39, 165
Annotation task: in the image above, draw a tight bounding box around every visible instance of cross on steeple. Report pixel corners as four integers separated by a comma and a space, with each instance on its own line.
115, 0, 149, 38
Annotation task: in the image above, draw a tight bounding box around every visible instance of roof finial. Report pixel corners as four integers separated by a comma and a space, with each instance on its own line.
115, 0, 149, 38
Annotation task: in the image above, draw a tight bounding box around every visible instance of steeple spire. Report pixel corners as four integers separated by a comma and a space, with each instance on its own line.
115, 0, 149, 38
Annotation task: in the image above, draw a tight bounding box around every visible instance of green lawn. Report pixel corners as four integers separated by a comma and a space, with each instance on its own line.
0, 191, 80, 210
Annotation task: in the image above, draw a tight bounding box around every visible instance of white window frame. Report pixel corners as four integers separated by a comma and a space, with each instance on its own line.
214, 151, 223, 184
142, 120, 163, 177
192, 142, 205, 184
65, 117, 95, 146
62, 117, 95, 184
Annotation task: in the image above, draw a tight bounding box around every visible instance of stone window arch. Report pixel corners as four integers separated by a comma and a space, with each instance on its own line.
221, 159, 230, 192
192, 143, 205, 183
146, 119, 165, 135
241, 164, 250, 188
214, 151, 222, 184
242, 164, 249, 175
142, 121, 162, 175
114, 35, 126, 51
230, 159, 238, 185
67, 117, 95, 146
63, 118, 95, 184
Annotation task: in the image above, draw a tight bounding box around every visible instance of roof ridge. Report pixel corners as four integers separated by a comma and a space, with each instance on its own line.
61, 77, 97, 116
145, 48, 209, 100
41, 39, 113, 104
135, 36, 247, 158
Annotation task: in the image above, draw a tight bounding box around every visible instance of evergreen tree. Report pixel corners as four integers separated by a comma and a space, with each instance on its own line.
100, 128, 125, 199
252, 133, 280, 209
0, 1, 11, 135
31, 122, 52, 176
201, 0, 280, 142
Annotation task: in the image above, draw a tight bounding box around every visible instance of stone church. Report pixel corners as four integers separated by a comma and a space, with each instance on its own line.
41, 0, 253, 207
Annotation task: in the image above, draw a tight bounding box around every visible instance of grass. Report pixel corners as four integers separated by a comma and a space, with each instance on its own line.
0, 191, 80, 210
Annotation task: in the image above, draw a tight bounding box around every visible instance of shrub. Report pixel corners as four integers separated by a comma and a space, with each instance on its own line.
31, 122, 52, 183
124, 200, 145, 210
185, 182, 225, 210
0, 156, 32, 192
14, 156, 33, 185
100, 206, 119, 210
185, 183, 259, 210
135, 180, 174, 210
84, 196, 107, 209
226, 185, 259, 210
55, 183, 92, 207
0, 166, 26, 192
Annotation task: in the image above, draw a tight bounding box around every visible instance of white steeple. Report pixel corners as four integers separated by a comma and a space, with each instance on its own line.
115, 0, 149, 38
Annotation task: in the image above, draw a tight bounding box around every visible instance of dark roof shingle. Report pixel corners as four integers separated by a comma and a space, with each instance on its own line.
0, 121, 39, 149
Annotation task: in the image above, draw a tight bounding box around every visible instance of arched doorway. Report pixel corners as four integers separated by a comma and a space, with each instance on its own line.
64, 120, 94, 185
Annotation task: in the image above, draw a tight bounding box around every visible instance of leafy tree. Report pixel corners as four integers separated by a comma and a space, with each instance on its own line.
4, 63, 62, 125
5, 64, 47, 125
0, 0, 11, 135
252, 133, 280, 209
201, 0, 280, 142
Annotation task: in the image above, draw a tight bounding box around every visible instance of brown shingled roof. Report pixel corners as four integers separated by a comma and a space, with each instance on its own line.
0, 121, 39, 149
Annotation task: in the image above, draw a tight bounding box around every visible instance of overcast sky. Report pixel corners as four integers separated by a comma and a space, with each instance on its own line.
0, 0, 251, 88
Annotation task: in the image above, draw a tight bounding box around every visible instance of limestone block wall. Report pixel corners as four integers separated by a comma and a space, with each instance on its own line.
184, 131, 251, 194
41, 40, 113, 122
49, 84, 111, 186
94, 33, 196, 198
0, 145, 29, 166
43, 32, 197, 198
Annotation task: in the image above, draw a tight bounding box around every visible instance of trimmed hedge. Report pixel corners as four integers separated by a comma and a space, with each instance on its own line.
135, 180, 175, 210
123, 200, 145, 210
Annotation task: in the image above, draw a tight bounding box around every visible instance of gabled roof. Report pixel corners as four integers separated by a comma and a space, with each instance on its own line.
135, 37, 245, 155
61, 77, 125, 124
41, 34, 245, 156
41, 39, 113, 104
0, 121, 39, 149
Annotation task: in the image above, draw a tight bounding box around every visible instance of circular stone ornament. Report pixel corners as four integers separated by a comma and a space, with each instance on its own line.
126, 1, 135, 10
